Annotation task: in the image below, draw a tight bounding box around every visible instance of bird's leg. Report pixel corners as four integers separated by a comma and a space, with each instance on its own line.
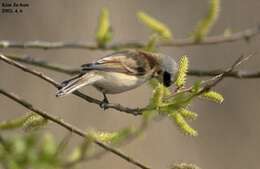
103, 93, 109, 103
99, 93, 109, 110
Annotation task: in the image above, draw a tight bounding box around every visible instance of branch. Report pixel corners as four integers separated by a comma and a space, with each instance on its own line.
176, 54, 253, 96
160, 25, 260, 47
0, 54, 142, 116
0, 25, 259, 50
6, 54, 260, 79
188, 69, 260, 79
0, 89, 151, 169
199, 54, 253, 93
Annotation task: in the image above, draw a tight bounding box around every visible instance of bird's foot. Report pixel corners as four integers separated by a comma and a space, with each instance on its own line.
99, 97, 109, 110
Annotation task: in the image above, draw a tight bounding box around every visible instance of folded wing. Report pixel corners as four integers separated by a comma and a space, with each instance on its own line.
81, 50, 151, 76
56, 72, 103, 97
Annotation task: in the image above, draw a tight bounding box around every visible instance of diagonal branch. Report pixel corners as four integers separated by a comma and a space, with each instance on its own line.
0, 54, 142, 116
0, 88, 151, 169
176, 54, 254, 96
198, 54, 253, 93
0, 25, 259, 50
6, 54, 260, 79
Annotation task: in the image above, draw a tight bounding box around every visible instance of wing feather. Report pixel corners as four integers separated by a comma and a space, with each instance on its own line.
81, 50, 154, 75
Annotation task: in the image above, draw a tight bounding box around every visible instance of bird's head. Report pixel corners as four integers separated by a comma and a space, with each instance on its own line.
156, 54, 178, 87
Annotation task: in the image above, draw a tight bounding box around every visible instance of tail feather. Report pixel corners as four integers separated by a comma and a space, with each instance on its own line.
56, 72, 102, 97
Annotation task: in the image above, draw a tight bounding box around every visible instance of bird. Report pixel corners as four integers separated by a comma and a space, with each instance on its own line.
56, 50, 178, 107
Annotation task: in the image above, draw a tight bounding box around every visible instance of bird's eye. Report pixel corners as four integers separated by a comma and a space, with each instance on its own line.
163, 71, 172, 87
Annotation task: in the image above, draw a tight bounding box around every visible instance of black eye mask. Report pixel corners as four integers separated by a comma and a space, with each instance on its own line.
163, 71, 172, 87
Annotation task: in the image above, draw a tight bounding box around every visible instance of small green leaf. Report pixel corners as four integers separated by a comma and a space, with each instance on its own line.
142, 109, 157, 122
175, 55, 189, 87
151, 83, 165, 107
201, 91, 224, 104
191, 80, 202, 93
162, 92, 194, 111
137, 11, 172, 39
96, 8, 112, 47
192, 0, 220, 42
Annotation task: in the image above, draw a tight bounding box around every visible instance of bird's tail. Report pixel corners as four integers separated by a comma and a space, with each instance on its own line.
56, 72, 102, 97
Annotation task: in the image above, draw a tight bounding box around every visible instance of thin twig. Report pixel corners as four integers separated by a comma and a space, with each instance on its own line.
198, 54, 253, 94
0, 54, 142, 116
174, 54, 253, 96
6, 55, 79, 74
6, 54, 260, 79
0, 25, 259, 50
0, 89, 151, 169
159, 25, 260, 47
188, 69, 260, 79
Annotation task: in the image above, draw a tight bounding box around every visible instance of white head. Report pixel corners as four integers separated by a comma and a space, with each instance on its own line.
158, 54, 178, 87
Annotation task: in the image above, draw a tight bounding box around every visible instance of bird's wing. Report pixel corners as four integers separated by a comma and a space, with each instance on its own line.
81, 50, 156, 76
56, 72, 103, 97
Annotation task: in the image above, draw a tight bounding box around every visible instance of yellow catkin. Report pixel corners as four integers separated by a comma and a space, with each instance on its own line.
0, 114, 32, 130
137, 11, 172, 39
179, 108, 198, 120
192, 0, 220, 42
202, 91, 224, 104
152, 83, 165, 107
169, 112, 198, 136
92, 131, 117, 142
23, 113, 48, 131
96, 8, 111, 46
90, 127, 133, 144
175, 55, 189, 87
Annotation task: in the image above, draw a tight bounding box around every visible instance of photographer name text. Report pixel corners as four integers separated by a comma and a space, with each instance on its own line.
1, 2, 29, 14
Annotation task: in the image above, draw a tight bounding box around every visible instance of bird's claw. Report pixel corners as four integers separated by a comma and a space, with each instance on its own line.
99, 98, 109, 110
99, 93, 109, 110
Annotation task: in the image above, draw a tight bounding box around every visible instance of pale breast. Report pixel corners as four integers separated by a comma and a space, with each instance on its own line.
93, 71, 148, 94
